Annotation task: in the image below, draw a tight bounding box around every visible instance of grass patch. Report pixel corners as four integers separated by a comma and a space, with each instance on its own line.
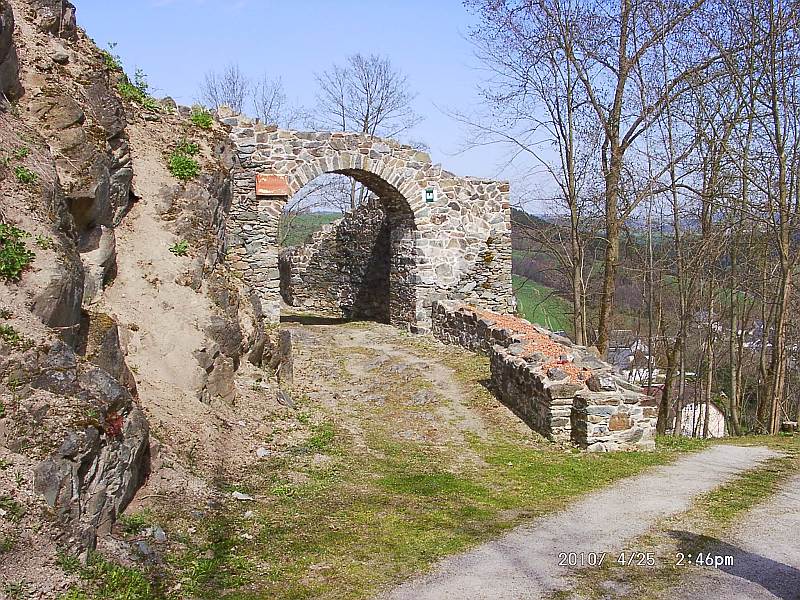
701, 456, 794, 525
513, 274, 572, 333
81, 552, 156, 600
158, 420, 679, 599
118, 509, 156, 536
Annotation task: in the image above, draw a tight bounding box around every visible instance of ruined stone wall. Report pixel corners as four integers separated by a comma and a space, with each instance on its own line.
279, 199, 391, 320
223, 111, 516, 331
431, 301, 657, 451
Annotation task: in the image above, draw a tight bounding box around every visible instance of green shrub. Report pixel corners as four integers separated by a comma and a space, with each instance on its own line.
0, 224, 35, 281
13, 166, 37, 184
167, 152, 199, 181
169, 240, 190, 257
190, 107, 214, 129
12, 147, 29, 160
117, 79, 146, 104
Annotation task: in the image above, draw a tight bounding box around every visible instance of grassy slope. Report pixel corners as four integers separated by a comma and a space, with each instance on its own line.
513, 274, 572, 333
281, 212, 342, 247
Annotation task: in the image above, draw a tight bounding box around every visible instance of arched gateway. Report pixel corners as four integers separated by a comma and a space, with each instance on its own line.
222, 111, 516, 332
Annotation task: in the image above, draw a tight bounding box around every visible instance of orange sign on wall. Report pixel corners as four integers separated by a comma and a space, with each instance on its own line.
256, 174, 290, 196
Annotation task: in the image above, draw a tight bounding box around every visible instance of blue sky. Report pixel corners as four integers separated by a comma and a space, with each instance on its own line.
73, 0, 536, 190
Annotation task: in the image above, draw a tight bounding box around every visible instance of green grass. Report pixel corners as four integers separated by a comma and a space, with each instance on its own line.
702, 456, 793, 524
281, 212, 342, 247
512, 274, 572, 333
167, 150, 199, 182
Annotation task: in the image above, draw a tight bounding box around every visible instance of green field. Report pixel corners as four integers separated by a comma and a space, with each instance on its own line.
281, 212, 342, 246
512, 274, 572, 333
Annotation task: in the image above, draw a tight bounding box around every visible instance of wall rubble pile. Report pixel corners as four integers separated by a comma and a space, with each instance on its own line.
431, 300, 656, 451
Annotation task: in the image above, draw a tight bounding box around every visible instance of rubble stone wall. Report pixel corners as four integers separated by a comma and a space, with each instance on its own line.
431, 300, 657, 451
223, 111, 515, 331
279, 199, 392, 321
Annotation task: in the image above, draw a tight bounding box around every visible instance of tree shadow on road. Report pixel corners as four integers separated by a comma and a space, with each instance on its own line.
668, 530, 800, 600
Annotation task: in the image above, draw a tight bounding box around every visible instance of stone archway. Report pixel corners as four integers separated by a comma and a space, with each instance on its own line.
278, 181, 418, 329
222, 111, 516, 332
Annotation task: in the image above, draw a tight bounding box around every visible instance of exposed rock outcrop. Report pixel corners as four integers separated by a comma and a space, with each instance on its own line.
0, 0, 21, 102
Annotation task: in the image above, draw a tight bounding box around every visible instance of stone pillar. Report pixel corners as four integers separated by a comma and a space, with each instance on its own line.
227, 169, 283, 324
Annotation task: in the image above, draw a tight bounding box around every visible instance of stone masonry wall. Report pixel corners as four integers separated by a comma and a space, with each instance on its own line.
279, 199, 391, 321
431, 300, 657, 451
222, 109, 515, 331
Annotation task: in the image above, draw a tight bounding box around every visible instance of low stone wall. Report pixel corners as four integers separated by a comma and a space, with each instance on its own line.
279, 199, 392, 321
432, 300, 656, 451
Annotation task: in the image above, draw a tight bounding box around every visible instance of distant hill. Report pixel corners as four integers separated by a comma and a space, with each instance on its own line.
511, 208, 550, 231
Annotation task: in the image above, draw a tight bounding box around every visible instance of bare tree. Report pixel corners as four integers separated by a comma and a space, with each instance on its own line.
251, 75, 308, 128
200, 64, 250, 114
315, 53, 421, 138
314, 54, 423, 210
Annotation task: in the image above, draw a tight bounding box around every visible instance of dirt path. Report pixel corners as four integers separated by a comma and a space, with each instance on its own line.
385, 445, 778, 600
663, 471, 800, 600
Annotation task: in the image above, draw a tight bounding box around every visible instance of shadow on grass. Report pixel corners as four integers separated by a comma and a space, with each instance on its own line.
669, 530, 800, 600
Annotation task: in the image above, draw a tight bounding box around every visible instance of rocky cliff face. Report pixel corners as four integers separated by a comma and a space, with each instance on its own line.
0, 0, 270, 589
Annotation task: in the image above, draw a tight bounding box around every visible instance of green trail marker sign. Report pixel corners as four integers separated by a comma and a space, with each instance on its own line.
425, 187, 436, 203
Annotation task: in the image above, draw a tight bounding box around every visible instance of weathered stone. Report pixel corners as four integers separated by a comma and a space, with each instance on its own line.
0, 1, 22, 102
608, 413, 633, 431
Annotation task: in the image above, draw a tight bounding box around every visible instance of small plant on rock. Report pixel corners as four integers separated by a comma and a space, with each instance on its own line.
117, 68, 161, 112
190, 107, 214, 129
13, 166, 37, 184
0, 224, 35, 281
176, 139, 200, 156
169, 240, 190, 256
100, 42, 123, 72
0, 325, 21, 347
34, 235, 54, 250
0, 495, 25, 522
12, 147, 29, 160
167, 141, 200, 181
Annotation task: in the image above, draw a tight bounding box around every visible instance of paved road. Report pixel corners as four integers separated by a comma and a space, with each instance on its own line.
384, 445, 778, 600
